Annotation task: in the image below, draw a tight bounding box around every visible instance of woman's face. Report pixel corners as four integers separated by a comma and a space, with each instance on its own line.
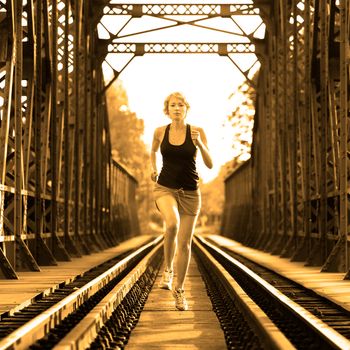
168, 96, 187, 121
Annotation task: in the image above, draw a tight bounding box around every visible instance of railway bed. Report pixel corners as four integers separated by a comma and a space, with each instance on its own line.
0, 234, 349, 349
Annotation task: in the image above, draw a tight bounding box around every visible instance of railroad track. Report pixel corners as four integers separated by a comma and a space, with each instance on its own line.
0, 236, 163, 350
205, 237, 350, 340
194, 235, 350, 350
1, 233, 349, 350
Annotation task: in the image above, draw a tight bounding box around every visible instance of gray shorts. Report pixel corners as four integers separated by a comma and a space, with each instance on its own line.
153, 183, 201, 216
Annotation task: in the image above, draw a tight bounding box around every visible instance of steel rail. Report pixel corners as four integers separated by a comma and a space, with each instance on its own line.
0, 235, 162, 350
53, 240, 162, 350
195, 234, 350, 350
193, 236, 295, 350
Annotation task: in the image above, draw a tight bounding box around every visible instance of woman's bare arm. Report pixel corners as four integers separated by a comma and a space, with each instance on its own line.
150, 128, 161, 181
191, 127, 213, 169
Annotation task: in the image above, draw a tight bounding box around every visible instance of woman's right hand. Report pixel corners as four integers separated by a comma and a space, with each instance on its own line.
151, 171, 158, 182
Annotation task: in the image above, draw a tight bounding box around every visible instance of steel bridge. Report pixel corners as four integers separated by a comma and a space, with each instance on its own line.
0, 0, 349, 281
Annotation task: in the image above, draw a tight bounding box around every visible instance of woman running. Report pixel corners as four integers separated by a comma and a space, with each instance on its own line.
150, 91, 213, 311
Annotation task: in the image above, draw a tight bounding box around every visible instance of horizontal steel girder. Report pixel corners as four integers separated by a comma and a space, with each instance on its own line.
107, 42, 256, 54
102, 3, 260, 17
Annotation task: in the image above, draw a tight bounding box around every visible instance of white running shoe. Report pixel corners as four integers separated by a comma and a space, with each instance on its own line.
173, 288, 188, 311
158, 269, 173, 290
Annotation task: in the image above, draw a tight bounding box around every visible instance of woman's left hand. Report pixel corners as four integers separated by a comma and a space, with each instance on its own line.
191, 129, 202, 147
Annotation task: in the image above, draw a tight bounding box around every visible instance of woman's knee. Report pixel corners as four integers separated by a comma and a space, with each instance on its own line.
165, 221, 179, 237
177, 240, 191, 253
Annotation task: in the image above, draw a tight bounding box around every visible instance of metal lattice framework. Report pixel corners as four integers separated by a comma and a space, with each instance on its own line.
0, 1, 264, 278
103, 3, 260, 16
0, 0, 139, 278
97, 2, 265, 89
108, 42, 256, 54
1, 0, 348, 280
222, 0, 350, 277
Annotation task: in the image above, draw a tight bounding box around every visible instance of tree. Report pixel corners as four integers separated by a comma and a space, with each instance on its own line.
198, 81, 256, 234
199, 161, 233, 232
107, 81, 146, 173
106, 81, 153, 233
225, 82, 256, 168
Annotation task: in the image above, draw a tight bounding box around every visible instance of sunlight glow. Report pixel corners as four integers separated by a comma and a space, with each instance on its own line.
98, 23, 111, 39
0, 71, 5, 89
254, 22, 266, 39
57, 2, 65, 11
115, 54, 248, 182
101, 1, 262, 182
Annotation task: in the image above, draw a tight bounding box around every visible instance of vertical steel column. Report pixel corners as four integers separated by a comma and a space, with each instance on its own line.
103, 97, 117, 245
319, 0, 329, 264
95, 68, 112, 246
82, 2, 100, 252
0, 1, 17, 278
307, 0, 324, 266
267, 29, 278, 251
320, 0, 348, 272
82, 17, 89, 248
303, 0, 313, 262
115, 169, 121, 239
269, 3, 282, 252
90, 62, 107, 249
105, 127, 113, 243
340, 0, 350, 277
23, 1, 36, 269
63, 0, 70, 251
286, 2, 295, 256
63, 0, 81, 257
90, 67, 106, 249
50, 0, 59, 255
73, 0, 88, 254
257, 70, 268, 248
293, 0, 313, 262
50, 0, 70, 261
282, 0, 299, 258
258, 29, 279, 251
14, 0, 39, 272
33, 0, 56, 266
73, 0, 81, 247
270, 0, 289, 255
13, 0, 21, 245
95, 73, 102, 244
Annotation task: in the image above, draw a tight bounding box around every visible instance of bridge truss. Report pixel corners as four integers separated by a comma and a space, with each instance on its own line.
0, 1, 349, 278
0, 0, 140, 278
222, 0, 350, 277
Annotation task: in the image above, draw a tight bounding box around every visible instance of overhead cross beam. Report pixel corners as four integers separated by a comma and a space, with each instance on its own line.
99, 2, 266, 90
107, 42, 256, 55
102, 40, 260, 92
102, 3, 260, 17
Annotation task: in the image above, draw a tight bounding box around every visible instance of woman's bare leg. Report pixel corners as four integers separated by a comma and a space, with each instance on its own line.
155, 195, 180, 271
175, 214, 198, 290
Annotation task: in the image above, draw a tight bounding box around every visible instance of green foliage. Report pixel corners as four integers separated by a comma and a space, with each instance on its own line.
106, 81, 154, 233
107, 80, 148, 178
199, 161, 233, 232
198, 82, 256, 233
226, 82, 255, 164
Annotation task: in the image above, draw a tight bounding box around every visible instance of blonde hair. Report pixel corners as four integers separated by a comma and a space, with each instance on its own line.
163, 92, 190, 115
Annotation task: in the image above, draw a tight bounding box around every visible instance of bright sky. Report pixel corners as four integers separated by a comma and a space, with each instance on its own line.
118, 54, 245, 182
101, 1, 263, 182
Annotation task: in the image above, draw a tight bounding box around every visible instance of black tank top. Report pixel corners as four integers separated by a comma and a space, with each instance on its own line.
157, 124, 199, 190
